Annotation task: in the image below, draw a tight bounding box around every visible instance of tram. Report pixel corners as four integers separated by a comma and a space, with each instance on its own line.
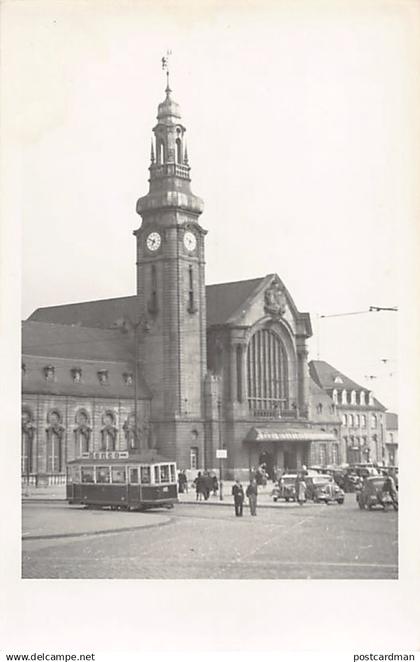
66, 450, 178, 510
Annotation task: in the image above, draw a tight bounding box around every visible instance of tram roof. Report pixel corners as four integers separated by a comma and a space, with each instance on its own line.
68, 452, 174, 465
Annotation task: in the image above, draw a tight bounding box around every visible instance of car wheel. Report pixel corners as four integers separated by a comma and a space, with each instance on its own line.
285, 497, 289, 502
338, 499, 344, 505
273, 497, 278, 502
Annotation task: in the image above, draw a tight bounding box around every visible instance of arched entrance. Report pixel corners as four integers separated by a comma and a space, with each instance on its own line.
258, 450, 275, 480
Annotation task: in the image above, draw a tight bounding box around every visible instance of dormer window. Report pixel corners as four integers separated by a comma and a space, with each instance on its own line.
341, 389, 347, 405
44, 365, 55, 382
71, 368, 82, 383
97, 370, 109, 385
123, 372, 134, 385
360, 390, 366, 406
368, 392, 374, 406
351, 390, 356, 405
334, 376, 343, 384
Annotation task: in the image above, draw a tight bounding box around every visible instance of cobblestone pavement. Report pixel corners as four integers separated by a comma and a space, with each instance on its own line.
22, 498, 398, 579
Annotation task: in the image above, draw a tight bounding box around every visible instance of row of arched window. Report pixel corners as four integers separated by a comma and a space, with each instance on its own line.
342, 413, 380, 429
21, 406, 147, 475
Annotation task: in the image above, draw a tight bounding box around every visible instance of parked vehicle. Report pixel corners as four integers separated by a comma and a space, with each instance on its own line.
304, 474, 345, 504
356, 476, 398, 511
272, 473, 297, 502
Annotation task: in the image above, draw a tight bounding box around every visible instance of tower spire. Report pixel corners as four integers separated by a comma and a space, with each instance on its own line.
161, 49, 172, 94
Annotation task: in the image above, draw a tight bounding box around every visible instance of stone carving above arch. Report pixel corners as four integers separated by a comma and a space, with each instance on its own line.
264, 281, 287, 317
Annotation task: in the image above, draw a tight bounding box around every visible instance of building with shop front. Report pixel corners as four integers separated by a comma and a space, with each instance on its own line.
309, 360, 387, 465
23, 76, 350, 485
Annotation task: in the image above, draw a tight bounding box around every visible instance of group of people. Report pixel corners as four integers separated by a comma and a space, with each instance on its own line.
231, 479, 258, 516
193, 471, 219, 500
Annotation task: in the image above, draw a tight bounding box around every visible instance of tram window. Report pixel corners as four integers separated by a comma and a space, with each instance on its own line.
160, 465, 169, 482
111, 466, 126, 484
96, 466, 110, 483
140, 466, 151, 484
129, 467, 139, 484
81, 466, 95, 483
153, 466, 160, 484
170, 464, 176, 482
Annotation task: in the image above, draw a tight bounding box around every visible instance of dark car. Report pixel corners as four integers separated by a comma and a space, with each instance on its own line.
272, 473, 297, 502
356, 476, 398, 511
305, 474, 345, 504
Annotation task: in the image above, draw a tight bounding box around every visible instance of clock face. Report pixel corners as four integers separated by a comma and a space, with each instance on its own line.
183, 231, 197, 252
146, 231, 161, 252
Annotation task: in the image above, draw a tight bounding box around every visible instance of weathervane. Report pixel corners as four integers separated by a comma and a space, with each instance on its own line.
161, 49, 172, 90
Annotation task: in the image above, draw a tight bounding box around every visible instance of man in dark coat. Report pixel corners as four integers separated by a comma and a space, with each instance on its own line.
246, 479, 258, 516
232, 480, 244, 517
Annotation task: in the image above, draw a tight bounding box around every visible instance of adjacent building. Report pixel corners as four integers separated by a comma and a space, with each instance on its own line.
309, 360, 387, 465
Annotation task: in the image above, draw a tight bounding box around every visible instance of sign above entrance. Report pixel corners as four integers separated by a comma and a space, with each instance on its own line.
216, 449, 227, 459
81, 451, 129, 460
246, 429, 337, 443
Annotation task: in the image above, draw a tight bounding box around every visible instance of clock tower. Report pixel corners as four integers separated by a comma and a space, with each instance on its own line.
134, 71, 207, 464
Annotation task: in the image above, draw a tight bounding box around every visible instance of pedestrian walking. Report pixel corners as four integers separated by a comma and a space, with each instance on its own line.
177, 470, 187, 494
203, 471, 212, 500
246, 479, 258, 516
194, 471, 204, 501
295, 472, 306, 505
232, 479, 244, 516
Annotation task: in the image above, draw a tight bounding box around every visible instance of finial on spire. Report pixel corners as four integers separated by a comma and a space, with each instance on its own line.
161, 49, 172, 93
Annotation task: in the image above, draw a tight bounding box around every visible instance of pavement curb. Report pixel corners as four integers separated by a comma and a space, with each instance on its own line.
22, 516, 172, 541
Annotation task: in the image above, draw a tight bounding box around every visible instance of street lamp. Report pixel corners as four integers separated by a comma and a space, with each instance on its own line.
217, 399, 224, 501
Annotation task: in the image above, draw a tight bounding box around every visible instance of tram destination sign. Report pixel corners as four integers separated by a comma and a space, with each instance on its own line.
81, 451, 129, 460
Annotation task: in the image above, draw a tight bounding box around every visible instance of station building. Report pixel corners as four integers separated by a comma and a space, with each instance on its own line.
23, 78, 377, 485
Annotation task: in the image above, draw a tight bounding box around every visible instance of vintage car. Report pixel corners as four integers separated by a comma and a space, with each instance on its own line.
272, 473, 297, 502
304, 474, 345, 504
356, 476, 398, 511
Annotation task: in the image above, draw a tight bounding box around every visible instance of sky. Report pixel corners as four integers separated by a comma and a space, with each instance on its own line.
6, 0, 419, 412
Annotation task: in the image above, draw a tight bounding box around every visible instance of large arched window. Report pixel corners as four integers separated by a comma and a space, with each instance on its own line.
246, 329, 288, 416
46, 409, 65, 473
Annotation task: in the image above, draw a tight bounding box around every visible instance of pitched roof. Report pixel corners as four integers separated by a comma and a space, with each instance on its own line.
28, 296, 138, 331
27, 277, 268, 329
22, 321, 135, 361
205, 277, 266, 326
27, 273, 310, 332
309, 360, 386, 410
309, 360, 365, 392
